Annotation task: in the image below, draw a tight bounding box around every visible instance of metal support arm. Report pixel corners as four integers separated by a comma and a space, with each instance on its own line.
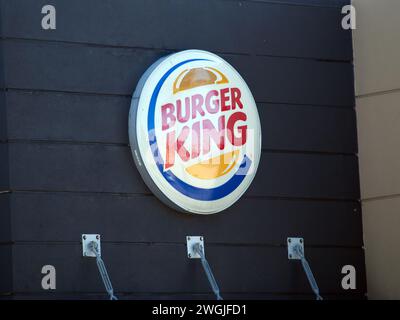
192, 243, 223, 300
82, 235, 118, 301
288, 238, 322, 301
187, 236, 223, 300
88, 241, 118, 301
295, 245, 323, 300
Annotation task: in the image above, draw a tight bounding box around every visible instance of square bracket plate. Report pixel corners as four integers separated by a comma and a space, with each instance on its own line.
186, 236, 204, 259
82, 234, 101, 257
287, 237, 304, 260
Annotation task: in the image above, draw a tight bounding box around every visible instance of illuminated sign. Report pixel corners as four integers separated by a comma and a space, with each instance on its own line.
129, 50, 261, 214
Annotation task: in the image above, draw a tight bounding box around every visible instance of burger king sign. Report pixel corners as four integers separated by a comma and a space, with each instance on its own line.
129, 50, 261, 214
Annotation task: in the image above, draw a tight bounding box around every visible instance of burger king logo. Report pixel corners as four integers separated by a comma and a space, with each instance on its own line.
129, 50, 261, 214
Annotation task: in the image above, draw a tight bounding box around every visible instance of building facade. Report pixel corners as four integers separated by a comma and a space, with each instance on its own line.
0, 0, 366, 299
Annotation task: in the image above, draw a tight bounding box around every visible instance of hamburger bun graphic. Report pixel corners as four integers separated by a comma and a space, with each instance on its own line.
185, 149, 240, 180
129, 50, 261, 214
173, 67, 229, 94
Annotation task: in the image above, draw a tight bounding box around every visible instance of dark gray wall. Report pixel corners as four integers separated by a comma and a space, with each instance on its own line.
0, 0, 365, 299
0, 1, 13, 297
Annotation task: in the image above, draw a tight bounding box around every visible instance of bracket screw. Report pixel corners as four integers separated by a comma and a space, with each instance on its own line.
299, 239, 303, 244
200, 237, 203, 241
288, 238, 291, 243
83, 235, 86, 240
96, 235, 99, 240
289, 254, 292, 258
188, 253, 191, 258
187, 237, 191, 241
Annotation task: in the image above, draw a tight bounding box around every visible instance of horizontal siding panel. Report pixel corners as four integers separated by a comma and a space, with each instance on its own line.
8, 142, 360, 199
0, 194, 11, 243
3, 40, 355, 107
12, 243, 366, 294
260, 103, 357, 153
7, 90, 357, 153
0, 143, 9, 190
249, 152, 359, 199
0, 91, 6, 141
0, 39, 4, 88
10, 191, 362, 246
0, 245, 12, 293
2, 0, 351, 60
9, 142, 148, 194
0, 39, 5, 141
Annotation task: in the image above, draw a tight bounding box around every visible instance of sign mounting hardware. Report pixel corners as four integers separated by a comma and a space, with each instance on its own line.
187, 236, 205, 259
287, 237, 304, 260
82, 234, 101, 257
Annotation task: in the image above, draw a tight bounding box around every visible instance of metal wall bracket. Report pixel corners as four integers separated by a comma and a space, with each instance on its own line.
287, 237, 323, 300
82, 234, 101, 257
186, 236, 223, 300
187, 236, 204, 259
287, 237, 304, 260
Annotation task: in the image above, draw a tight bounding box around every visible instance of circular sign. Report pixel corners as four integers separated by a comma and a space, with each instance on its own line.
129, 50, 261, 214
